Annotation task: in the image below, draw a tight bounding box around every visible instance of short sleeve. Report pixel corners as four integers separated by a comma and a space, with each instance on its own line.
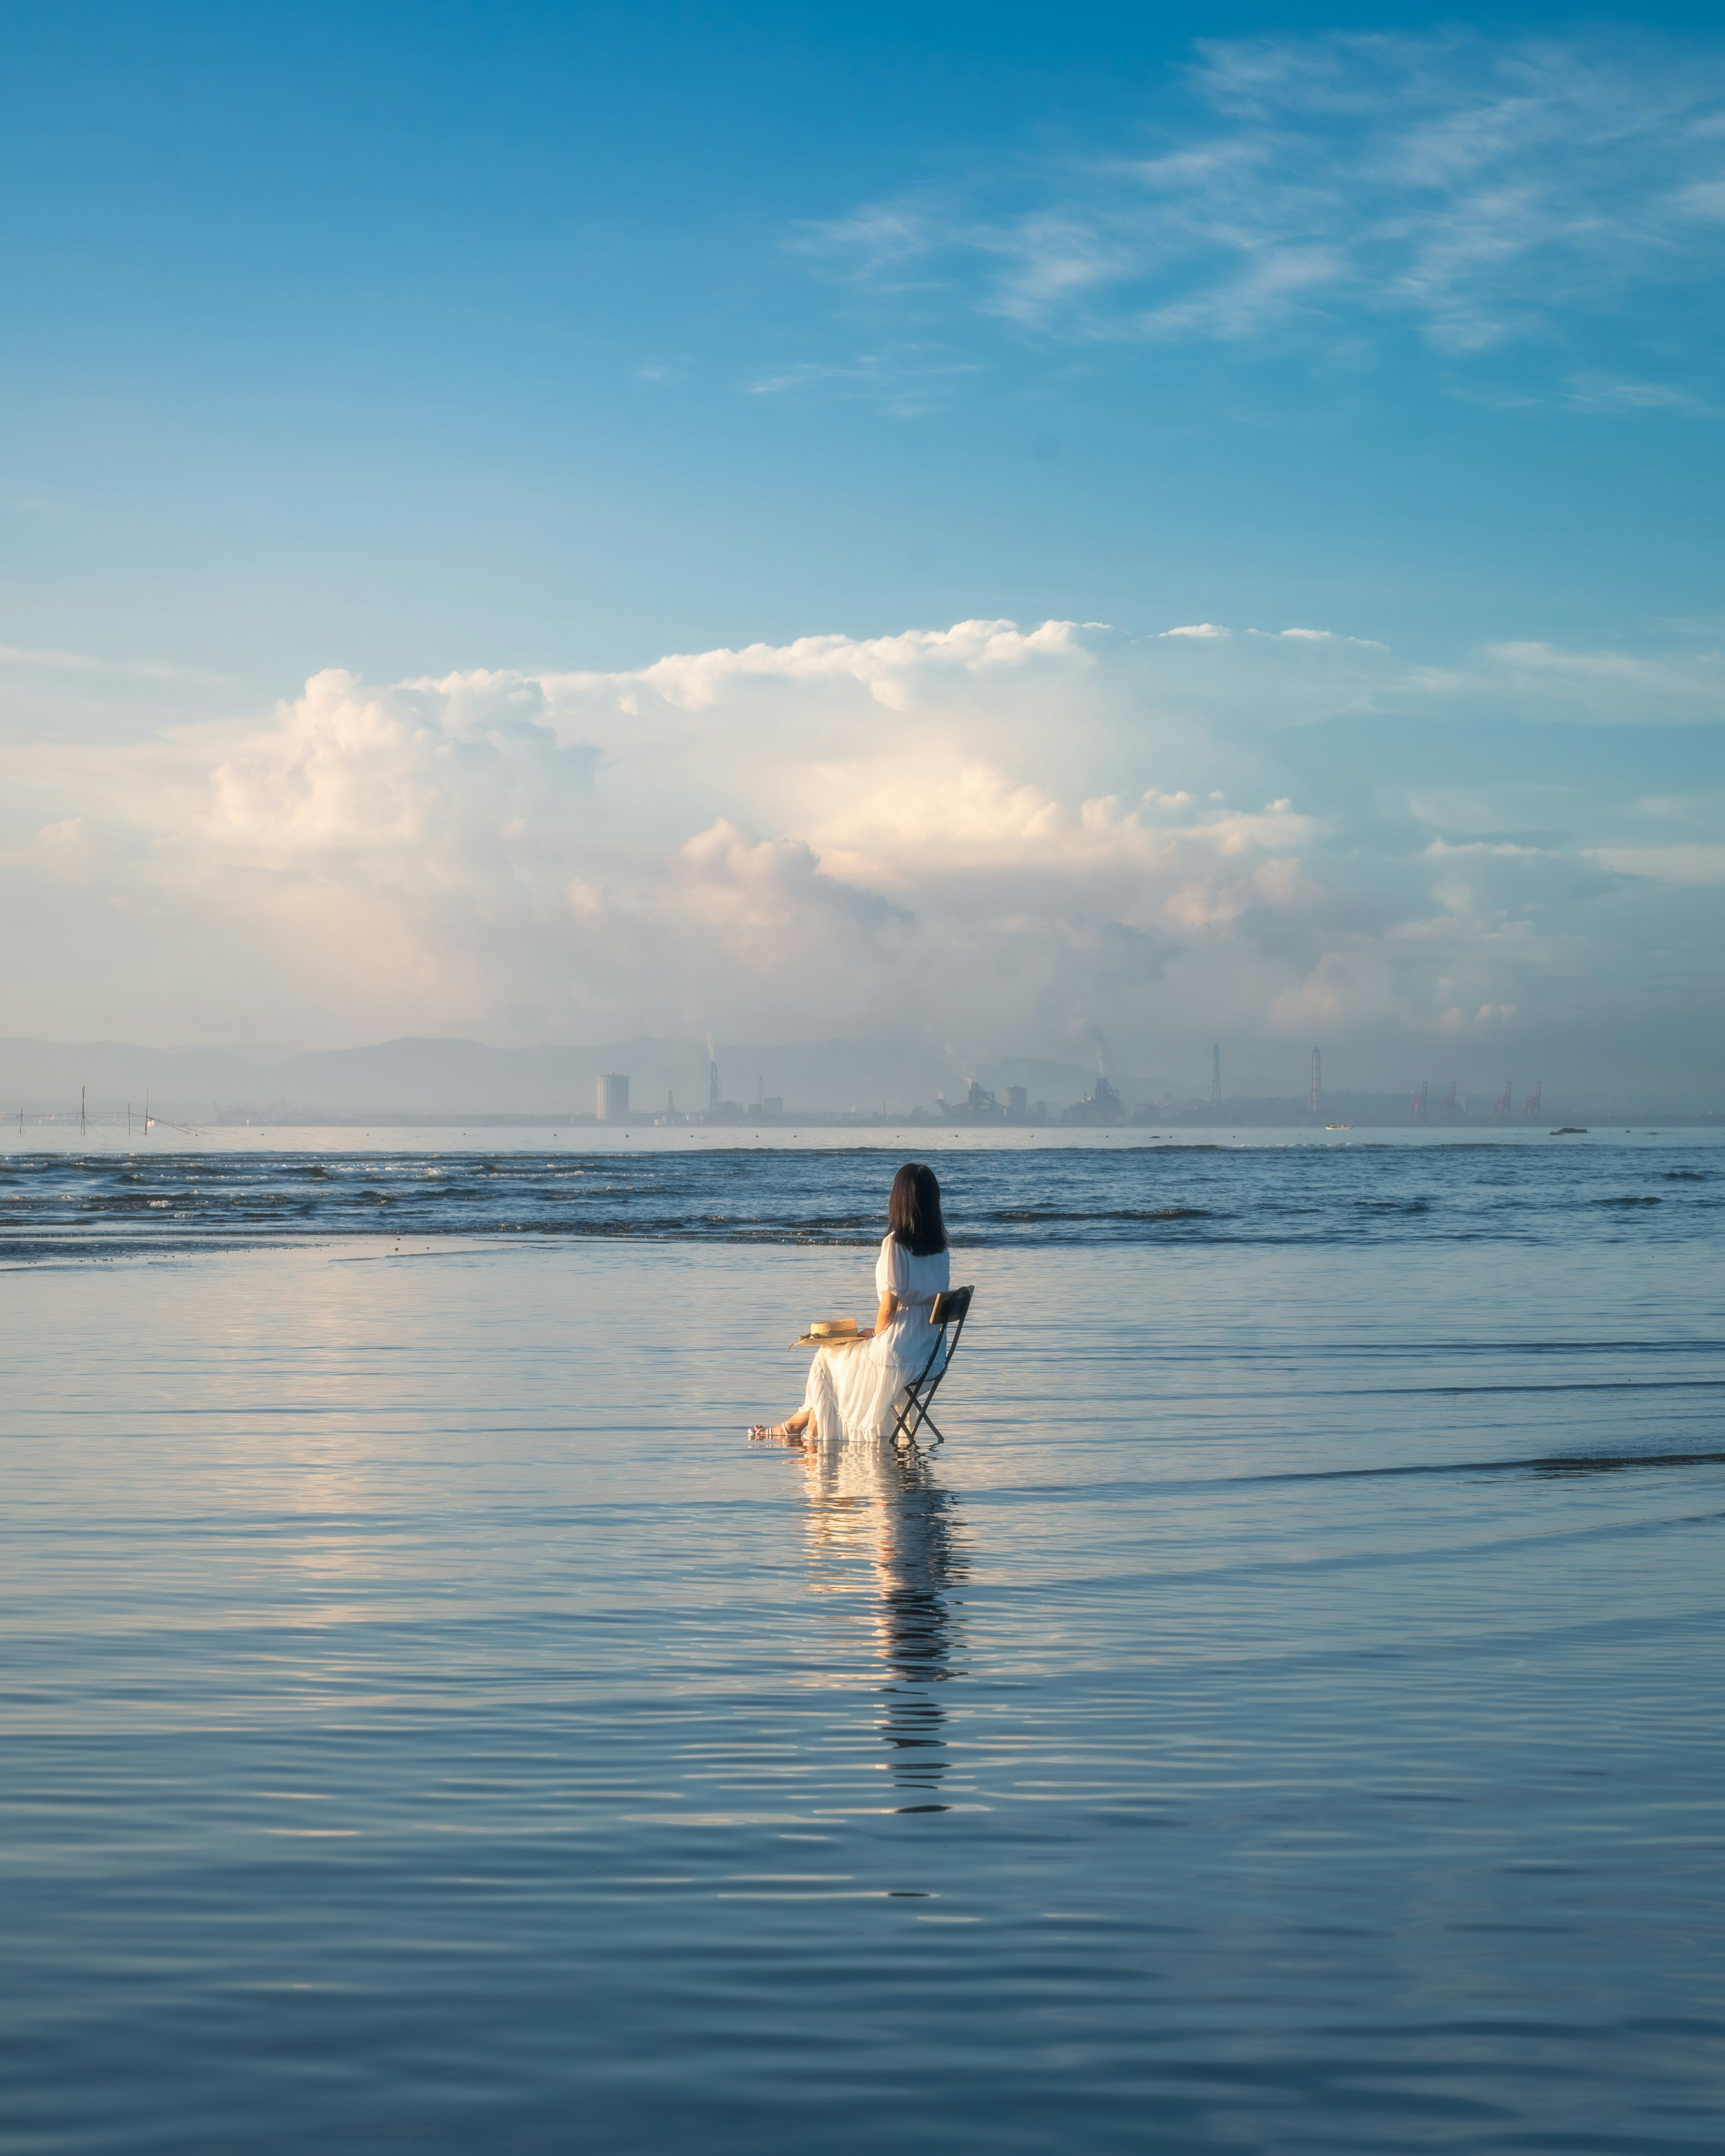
878, 1234, 907, 1297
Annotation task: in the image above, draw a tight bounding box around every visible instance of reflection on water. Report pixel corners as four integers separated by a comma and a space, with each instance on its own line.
780, 1431, 967, 1804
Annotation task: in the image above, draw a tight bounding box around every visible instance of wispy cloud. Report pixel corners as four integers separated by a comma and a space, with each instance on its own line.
0, 642, 235, 687
1483, 639, 1725, 716
745, 345, 983, 415
1564, 372, 1715, 416
1250, 627, 1389, 649
1588, 844, 1725, 884
792, 32, 1725, 391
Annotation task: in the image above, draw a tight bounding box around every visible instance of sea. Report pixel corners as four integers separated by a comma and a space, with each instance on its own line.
3, 1128, 1722, 2152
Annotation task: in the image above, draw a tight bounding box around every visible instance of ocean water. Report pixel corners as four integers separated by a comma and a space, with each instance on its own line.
3, 1138, 1723, 2152
0, 1126, 1717, 1255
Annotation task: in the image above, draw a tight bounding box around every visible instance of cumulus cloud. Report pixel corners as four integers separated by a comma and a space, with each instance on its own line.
1, 614, 1721, 1088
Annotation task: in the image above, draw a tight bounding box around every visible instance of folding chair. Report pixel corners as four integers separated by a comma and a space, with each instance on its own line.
892, 1286, 974, 1446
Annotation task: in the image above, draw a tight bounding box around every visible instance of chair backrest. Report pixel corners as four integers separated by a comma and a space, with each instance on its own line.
929, 1284, 973, 1331
903, 1286, 975, 1429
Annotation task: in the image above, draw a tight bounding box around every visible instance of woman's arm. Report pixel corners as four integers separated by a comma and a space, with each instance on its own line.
867, 1236, 902, 1341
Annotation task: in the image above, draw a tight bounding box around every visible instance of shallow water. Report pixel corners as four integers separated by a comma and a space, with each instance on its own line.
3, 1146, 1723, 2151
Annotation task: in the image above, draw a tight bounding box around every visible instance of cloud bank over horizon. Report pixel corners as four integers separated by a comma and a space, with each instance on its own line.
4, 613, 1721, 1100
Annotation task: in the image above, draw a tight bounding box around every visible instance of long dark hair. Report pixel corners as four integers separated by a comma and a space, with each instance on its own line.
889, 1162, 947, 1255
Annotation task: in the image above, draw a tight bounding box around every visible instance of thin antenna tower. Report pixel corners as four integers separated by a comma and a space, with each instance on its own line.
1211, 1044, 1221, 1103
1309, 1047, 1322, 1114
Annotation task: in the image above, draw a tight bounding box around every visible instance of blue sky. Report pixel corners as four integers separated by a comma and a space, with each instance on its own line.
3, 3, 1724, 1098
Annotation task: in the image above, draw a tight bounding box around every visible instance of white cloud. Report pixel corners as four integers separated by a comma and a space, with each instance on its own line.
744, 347, 984, 413
0, 641, 235, 686
1396, 636, 1725, 724
2, 614, 1721, 1082
1422, 837, 1546, 859
1588, 844, 1725, 884
577, 615, 1092, 712
1481, 640, 1725, 718
1563, 374, 1715, 417
795, 32, 1725, 391
0, 621, 1341, 1053
1248, 626, 1392, 649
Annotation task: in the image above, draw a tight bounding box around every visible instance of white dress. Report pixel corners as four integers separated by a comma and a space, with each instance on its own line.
802, 1233, 952, 1441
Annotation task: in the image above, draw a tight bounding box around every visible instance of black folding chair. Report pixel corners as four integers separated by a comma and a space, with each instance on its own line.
892, 1286, 974, 1446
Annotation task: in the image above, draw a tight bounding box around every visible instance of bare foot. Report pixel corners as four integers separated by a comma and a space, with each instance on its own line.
749, 1421, 804, 1446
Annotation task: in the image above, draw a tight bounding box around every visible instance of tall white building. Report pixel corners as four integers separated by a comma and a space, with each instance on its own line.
597, 1073, 629, 1123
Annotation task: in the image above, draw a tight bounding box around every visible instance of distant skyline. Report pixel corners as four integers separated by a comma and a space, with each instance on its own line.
1, 1029, 1701, 1123
3, 4, 1723, 1094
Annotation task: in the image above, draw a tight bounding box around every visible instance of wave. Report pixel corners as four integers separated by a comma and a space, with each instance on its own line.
984, 1206, 1212, 1224
1173, 1446, 1725, 1491
3, 1144, 1721, 1260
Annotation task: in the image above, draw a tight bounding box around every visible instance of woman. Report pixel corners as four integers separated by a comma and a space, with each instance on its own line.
750, 1162, 951, 1445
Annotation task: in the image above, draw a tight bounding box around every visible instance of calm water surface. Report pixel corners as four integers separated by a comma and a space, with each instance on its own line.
2, 1141, 1722, 2151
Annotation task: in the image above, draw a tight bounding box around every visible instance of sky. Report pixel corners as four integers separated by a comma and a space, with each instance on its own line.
3, 1, 1724, 1101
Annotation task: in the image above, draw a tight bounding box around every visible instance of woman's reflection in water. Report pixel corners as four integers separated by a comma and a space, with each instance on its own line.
772, 1430, 967, 1806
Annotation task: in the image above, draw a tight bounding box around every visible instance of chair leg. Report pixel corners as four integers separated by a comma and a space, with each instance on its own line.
891, 1341, 953, 1447
907, 1370, 947, 1440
